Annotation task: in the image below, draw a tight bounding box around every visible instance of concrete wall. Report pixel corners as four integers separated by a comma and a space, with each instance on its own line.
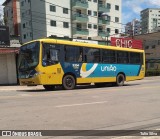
0, 53, 17, 84
6, 53, 17, 84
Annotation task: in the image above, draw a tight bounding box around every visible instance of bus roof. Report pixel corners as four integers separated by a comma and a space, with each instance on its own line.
22, 38, 144, 53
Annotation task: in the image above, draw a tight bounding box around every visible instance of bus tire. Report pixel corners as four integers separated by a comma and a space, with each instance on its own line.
43, 85, 55, 91
63, 75, 76, 90
116, 74, 125, 86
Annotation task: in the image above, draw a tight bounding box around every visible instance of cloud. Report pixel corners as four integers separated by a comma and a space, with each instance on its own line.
122, 0, 160, 24
123, 0, 144, 14
147, 0, 160, 6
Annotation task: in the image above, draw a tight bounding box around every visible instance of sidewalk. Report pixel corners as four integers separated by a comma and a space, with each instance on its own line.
0, 76, 160, 91
0, 85, 44, 91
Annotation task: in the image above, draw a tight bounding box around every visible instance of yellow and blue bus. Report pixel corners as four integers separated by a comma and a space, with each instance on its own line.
18, 38, 145, 90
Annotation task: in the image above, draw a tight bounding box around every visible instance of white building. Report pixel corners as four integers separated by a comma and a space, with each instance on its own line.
141, 8, 160, 34
125, 19, 141, 36
3, 0, 21, 36
18, 0, 122, 43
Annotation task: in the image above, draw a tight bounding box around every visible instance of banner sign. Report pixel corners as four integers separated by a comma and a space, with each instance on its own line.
111, 37, 143, 49
0, 26, 10, 46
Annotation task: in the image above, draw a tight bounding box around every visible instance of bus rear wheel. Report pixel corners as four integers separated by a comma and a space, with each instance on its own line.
43, 85, 55, 91
63, 75, 76, 90
116, 74, 125, 86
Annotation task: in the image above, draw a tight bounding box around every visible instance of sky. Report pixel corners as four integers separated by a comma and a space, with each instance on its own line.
0, 0, 160, 24
122, 0, 160, 24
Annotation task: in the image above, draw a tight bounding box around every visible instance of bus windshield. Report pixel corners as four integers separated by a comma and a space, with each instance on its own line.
18, 41, 39, 71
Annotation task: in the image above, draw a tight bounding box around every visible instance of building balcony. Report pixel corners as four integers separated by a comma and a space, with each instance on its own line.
98, 4, 110, 12
72, 14, 88, 23
98, 18, 110, 25
72, 0, 88, 9
98, 31, 109, 37
73, 28, 89, 35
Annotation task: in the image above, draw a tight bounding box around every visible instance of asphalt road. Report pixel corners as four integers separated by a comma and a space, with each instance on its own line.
0, 77, 160, 139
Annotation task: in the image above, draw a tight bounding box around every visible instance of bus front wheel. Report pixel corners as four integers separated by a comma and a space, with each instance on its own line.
63, 75, 76, 90
43, 85, 55, 91
116, 74, 125, 86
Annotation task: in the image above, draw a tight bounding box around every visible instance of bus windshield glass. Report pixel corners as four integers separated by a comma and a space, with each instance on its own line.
18, 41, 40, 71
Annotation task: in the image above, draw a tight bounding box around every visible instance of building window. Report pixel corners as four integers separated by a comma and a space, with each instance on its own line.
29, 20, 31, 26
63, 22, 69, 28
152, 45, 156, 49
23, 34, 26, 39
63, 8, 68, 14
107, 28, 111, 33
115, 29, 119, 34
50, 5, 56, 12
94, 25, 97, 29
28, 0, 30, 2
107, 3, 111, 9
93, 0, 97, 2
21, 1, 24, 6
50, 20, 56, 26
93, 11, 97, 16
115, 5, 119, 11
88, 24, 92, 28
88, 10, 92, 15
115, 17, 119, 22
30, 32, 32, 37
158, 40, 160, 45
107, 16, 111, 21
23, 23, 25, 28
22, 12, 25, 18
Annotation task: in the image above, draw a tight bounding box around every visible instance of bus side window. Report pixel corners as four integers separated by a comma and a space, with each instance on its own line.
42, 43, 59, 66
130, 52, 141, 64
65, 45, 83, 62
78, 47, 83, 62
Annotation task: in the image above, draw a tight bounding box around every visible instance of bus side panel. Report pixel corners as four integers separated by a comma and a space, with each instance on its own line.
61, 63, 144, 84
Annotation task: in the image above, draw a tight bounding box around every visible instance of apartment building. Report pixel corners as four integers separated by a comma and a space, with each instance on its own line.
125, 19, 141, 36
2, 0, 21, 36
18, 0, 121, 43
2, 0, 122, 42
141, 8, 160, 34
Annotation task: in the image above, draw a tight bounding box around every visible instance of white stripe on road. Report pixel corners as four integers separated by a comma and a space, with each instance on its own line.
55, 101, 108, 108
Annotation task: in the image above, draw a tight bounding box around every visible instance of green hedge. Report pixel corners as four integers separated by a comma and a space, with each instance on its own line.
145, 70, 160, 76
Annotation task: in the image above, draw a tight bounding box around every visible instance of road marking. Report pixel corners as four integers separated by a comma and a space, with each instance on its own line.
55, 101, 108, 108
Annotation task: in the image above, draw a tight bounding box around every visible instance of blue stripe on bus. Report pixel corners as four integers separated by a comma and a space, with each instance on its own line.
61, 63, 141, 78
